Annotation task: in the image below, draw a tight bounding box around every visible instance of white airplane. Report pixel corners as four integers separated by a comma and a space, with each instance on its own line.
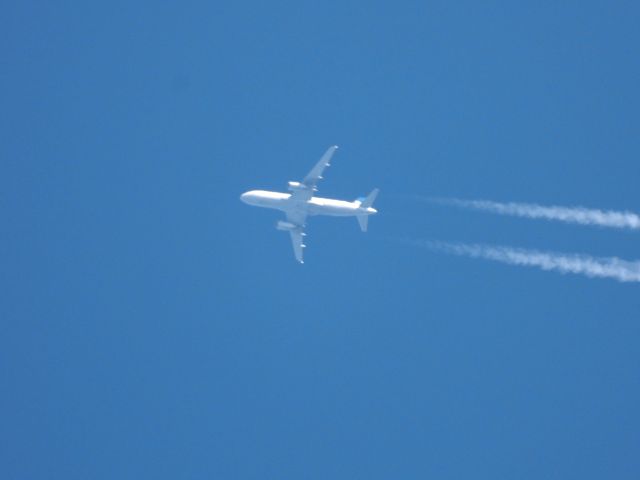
240, 146, 379, 263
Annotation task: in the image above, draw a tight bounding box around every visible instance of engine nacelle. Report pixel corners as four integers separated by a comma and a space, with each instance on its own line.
276, 221, 297, 231
288, 181, 307, 191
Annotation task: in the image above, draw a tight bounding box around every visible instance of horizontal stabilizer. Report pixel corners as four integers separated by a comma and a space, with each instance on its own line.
357, 215, 369, 232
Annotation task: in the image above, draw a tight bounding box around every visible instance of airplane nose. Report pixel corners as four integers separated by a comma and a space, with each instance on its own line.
240, 192, 249, 203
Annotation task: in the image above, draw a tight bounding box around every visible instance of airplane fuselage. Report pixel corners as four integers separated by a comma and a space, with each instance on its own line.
240, 190, 377, 217
240, 145, 378, 263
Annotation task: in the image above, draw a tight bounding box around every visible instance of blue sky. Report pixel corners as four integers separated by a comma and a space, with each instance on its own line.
2, 1, 639, 478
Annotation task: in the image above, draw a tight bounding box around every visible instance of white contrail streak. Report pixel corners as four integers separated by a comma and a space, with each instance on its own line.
407, 239, 640, 283
431, 198, 640, 230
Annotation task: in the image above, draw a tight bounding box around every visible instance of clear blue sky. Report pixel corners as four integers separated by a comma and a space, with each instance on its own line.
2, 1, 639, 478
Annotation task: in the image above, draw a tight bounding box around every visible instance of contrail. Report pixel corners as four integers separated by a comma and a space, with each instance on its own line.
406, 239, 640, 283
430, 198, 640, 230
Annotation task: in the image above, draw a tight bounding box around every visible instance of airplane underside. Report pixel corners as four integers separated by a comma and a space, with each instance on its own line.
241, 146, 378, 263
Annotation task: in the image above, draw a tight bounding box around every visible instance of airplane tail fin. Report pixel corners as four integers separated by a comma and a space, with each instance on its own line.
360, 188, 379, 209
356, 188, 379, 232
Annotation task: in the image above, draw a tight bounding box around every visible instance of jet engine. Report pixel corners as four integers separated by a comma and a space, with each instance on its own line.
288, 181, 306, 191
276, 221, 297, 231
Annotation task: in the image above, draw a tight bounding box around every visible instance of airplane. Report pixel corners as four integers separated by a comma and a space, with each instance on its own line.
240, 146, 379, 263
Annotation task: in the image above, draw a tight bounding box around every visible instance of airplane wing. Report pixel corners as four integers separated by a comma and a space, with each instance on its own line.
286, 209, 307, 227
288, 229, 305, 263
290, 145, 338, 204
286, 210, 307, 263
283, 146, 338, 262
303, 145, 338, 189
